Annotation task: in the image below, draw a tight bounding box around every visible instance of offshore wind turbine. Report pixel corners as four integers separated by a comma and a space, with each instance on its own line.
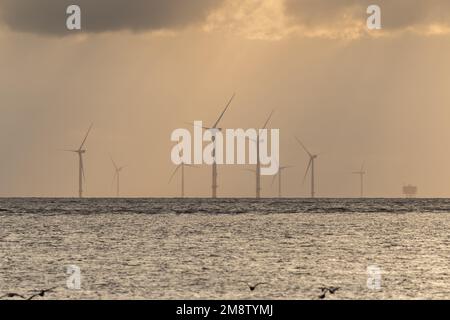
352, 161, 366, 198
242, 168, 256, 197
295, 137, 318, 198
110, 157, 126, 197
203, 93, 235, 198
64, 124, 93, 198
169, 162, 196, 198
271, 165, 293, 198
253, 110, 274, 199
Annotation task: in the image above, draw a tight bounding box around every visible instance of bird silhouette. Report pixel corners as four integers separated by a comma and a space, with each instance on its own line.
0, 293, 26, 299
26, 287, 58, 300
318, 286, 340, 299
241, 282, 268, 291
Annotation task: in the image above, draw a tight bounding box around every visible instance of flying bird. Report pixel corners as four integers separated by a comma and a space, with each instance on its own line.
240, 282, 268, 291
0, 293, 26, 299
318, 286, 340, 299
26, 287, 58, 300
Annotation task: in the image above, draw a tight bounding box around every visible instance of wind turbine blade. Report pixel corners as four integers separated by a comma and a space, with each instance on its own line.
302, 159, 312, 186
185, 121, 210, 130
248, 137, 266, 144
360, 161, 365, 172
60, 149, 78, 153
262, 110, 275, 129
168, 165, 181, 184
79, 124, 93, 150
110, 155, 118, 171
294, 137, 312, 157
271, 173, 277, 187
184, 164, 199, 168
212, 93, 235, 128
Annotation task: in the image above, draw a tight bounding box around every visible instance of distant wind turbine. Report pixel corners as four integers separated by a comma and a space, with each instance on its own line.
253, 110, 274, 199
110, 157, 126, 198
169, 162, 197, 198
243, 168, 256, 197
64, 124, 93, 198
271, 164, 293, 198
352, 161, 366, 198
203, 94, 235, 198
295, 137, 318, 198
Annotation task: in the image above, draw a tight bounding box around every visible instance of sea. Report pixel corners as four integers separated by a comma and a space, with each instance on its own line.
1, 198, 450, 299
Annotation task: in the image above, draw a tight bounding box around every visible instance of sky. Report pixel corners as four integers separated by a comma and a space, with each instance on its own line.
1, 0, 450, 198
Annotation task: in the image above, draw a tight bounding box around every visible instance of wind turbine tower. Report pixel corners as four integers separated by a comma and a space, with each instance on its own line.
295, 137, 318, 198
254, 110, 274, 199
111, 157, 126, 197
169, 162, 196, 198
272, 165, 293, 198
352, 162, 366, 198
65, 124, 93, 198
203, 94, 235, 198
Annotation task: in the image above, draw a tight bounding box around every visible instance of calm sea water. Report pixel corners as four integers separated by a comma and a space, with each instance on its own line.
1, 198, 450, 300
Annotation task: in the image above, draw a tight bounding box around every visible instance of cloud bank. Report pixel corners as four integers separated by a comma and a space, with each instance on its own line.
0, 0, 223, 35
284, 0, 450, 38
1, 0, 450, 39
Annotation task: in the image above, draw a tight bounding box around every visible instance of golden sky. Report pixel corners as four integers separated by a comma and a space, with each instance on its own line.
1, 0, 450, 197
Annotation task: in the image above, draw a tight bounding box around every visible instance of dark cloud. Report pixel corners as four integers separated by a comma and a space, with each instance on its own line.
0, 0, 223, 35
284, 0, 450, 30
